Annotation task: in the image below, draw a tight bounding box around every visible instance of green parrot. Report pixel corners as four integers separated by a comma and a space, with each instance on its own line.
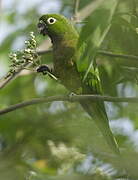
37, 14, 120, 154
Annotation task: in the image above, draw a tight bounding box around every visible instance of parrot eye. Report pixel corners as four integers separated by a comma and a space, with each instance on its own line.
47, 17, 57, 24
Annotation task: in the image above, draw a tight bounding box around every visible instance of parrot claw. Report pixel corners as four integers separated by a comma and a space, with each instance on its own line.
69, 92, 76, 96
68, 92, 76, 102
36, 65, 51, 75
37, 65, 58, 81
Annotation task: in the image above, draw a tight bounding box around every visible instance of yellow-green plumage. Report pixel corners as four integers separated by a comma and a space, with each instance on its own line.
38, 14, 120, 154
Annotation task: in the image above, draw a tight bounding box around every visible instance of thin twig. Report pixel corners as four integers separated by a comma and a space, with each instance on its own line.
37, 49, 52, 55
0, 62, 30, 89
0, 94, 138, 116
98, 50, 138, 61
0, 39, 51, 90
37, 49, 138, 62
74, 0, 80, 18
78, 0, 104, 21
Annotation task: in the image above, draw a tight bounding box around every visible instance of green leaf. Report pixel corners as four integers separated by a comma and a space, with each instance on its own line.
77, 0, 118, 80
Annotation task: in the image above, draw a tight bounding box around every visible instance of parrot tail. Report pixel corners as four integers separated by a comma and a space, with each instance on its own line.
80, 100, 120, 155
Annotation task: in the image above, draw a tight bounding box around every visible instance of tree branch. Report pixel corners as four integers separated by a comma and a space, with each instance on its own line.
0, 94, 138, 116
98, 50, 138, 61
37, 49, 138, 68
78, 0, 104, 21
37, 49, 52, 55
37, 49, 138, 62
73, 0, 80, 19
0, 62, 30, 89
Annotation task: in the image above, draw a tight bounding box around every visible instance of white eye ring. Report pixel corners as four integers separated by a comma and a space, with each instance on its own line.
47, 17, 57, 24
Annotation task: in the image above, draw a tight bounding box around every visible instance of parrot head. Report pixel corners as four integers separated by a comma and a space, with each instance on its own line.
37, 14, 78, 41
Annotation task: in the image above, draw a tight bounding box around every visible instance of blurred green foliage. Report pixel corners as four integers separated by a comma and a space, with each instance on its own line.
0, 0, 138, 179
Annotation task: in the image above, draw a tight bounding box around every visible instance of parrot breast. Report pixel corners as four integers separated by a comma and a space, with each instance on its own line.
53, 43, 82, 93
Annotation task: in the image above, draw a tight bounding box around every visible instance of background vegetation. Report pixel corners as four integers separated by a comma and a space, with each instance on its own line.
0, 0, 138, 179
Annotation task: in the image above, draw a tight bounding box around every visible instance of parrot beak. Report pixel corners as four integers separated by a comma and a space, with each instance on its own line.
37, 21, 47, 36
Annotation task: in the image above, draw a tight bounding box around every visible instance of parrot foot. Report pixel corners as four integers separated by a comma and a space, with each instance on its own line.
68, 92, 76, 102
36, 65, 51, 75
36, 65, 58, 81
